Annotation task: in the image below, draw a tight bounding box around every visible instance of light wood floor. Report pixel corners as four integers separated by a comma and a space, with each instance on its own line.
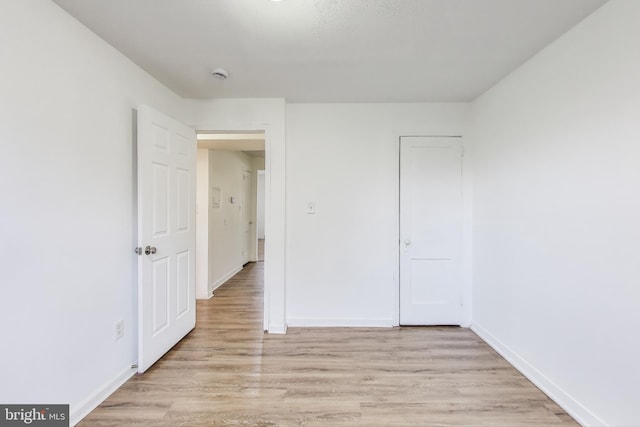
79, 262, 577, 426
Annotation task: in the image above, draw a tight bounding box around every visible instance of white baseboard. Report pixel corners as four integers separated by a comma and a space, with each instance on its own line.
210, 265, 243, 293
70, 364, 136, 426
471, 322, 605, 427
287, 318, 394, 328
195, 289, 213, 300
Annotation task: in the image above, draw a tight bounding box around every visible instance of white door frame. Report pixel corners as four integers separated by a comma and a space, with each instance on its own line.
393, 134, 472, 327
196, 125, 273, 332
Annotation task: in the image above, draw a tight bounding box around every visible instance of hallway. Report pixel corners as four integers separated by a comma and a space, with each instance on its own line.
80, 262, 576, 426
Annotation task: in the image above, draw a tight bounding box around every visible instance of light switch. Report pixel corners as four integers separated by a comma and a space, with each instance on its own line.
306, 202, 316, 215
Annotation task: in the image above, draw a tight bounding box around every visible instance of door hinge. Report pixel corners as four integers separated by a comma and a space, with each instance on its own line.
134, 247, 143, 255
461, 146, 465, 158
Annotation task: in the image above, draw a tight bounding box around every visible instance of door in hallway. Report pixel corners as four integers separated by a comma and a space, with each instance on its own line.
257, 170, 266, 240
399, 136, 463, 325
241, 169, 252, 264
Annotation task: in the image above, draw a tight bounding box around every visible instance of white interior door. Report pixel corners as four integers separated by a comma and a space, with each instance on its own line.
137, 105, 196, 373
257, 170, 265, 240
241, 169, 252, 264
400, 136, 463, 325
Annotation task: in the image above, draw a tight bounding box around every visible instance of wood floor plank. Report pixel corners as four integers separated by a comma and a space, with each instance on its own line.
78, 262, 577, 426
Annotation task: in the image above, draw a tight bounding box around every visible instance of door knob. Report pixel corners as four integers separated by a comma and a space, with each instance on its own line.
144, 246, 157, 255
404, 239, 411, 246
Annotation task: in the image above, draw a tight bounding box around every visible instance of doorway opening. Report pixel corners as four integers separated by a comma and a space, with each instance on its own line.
195, 130, 266, 322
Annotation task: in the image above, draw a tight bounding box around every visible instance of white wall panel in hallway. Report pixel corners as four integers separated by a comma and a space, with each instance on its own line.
241, 169, 252, 264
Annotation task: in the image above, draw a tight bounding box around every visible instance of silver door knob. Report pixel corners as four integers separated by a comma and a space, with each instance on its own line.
404, 239, 411, 246
144, 246, 157, 255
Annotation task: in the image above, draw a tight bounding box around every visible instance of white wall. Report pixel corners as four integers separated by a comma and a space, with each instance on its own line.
0, 0, 189, 424
285, 103, 470, 326
249, 157, 265, 259
196, 149, 210, 299
467, 1, 640, 425
208, 150, 255, 291
190, 99, 286, 333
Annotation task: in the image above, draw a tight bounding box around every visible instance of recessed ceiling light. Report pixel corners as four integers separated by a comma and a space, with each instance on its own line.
212, 68, 228, 80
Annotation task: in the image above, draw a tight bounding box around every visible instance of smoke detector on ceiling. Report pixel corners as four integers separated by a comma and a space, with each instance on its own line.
212, 68, 228, 80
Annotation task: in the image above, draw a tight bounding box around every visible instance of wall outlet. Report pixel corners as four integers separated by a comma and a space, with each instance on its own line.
114, 320, 124, 341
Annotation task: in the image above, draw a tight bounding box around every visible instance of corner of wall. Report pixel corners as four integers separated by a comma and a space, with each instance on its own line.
70, 365, 137, 426
471, 323, 606, 427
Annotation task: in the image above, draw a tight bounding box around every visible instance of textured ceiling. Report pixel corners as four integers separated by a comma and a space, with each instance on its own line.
52, 0, 607, 102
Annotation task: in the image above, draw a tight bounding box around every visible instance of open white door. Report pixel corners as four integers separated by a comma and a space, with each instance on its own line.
137, 105, 196, 373
400, 136, 463, 325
